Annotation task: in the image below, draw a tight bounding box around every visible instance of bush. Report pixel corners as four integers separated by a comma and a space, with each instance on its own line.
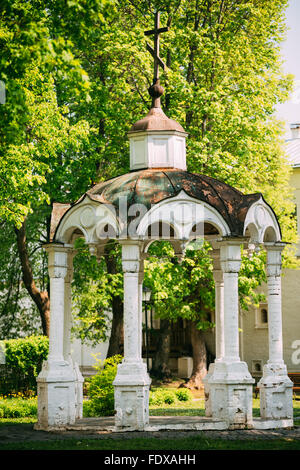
85, 355, 123, 417
149, 389, 167, 406
162, 391, 176, 405
149, 387, 193, 406
0, 396, 37, 418
0, 336, 49, 396
175, 388, 193, 402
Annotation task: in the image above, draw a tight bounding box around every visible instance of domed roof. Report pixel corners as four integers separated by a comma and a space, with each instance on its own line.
129, 107, 186, 133
81, 168, 262, 236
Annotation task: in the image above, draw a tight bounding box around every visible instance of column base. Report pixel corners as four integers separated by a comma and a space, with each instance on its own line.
35, 359, 76, 430
113, 361, 151, 431
208, 360, 254, 428
258, 362, 293, 420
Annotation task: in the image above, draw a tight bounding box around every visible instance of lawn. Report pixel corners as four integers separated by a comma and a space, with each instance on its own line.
0, 434, 299, 451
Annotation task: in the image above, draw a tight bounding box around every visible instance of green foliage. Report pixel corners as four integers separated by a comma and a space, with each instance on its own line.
0, 336, 49, 396
0, 396, 37, 418
144, 241, 215, 325
85, 354, 122, 417
72, 239, 123, 345
0, 0, 93, 226
175, 388, 193, 402
144, 240, 268, 328
149, 387, 193, 406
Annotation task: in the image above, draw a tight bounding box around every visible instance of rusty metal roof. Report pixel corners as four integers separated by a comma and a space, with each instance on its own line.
129, 107, 186, 133
51, 168, 277, 240
86, 169, 262, 236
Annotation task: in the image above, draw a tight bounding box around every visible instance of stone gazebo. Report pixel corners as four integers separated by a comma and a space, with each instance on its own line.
35, 88, 293, 431
35, 12, 293, 429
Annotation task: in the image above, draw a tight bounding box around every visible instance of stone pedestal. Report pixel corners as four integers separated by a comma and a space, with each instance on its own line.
113, 362, 151, 430
259, 364, 293, 420
35, 360, 76, 430
208, 361, 254, 428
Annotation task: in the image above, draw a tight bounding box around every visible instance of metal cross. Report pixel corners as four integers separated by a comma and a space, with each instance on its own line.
145, 11, 169, 83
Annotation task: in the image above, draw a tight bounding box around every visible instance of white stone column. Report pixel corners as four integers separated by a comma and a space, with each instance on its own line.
63, 249, 84, 420
203, 249, 224, 416
208, 239, 254, 428
222, 247, 240, 363
113, 241, 151, 430
138, 262, 144, 364
213, 269, 225, 362
63, 250, 74, 364
258, 243, 293, 423
35, 244, 76, 430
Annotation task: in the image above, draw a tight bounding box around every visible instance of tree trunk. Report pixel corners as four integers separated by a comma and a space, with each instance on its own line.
105, 242, 124, 357
151, 319, 172, 380
184, 320, 207, 390
15, 219, 50, 336
106, 295, 123, 357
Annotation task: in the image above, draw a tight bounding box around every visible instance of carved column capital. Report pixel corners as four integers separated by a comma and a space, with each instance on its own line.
265, 243, 284, 278
121, 241, 141, 273
44, 244, 72, 279
219, 240, 242, 274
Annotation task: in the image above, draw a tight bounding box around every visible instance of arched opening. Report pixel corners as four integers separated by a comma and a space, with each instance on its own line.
263, 226, 277, 242
244, 223, 259, 244
95, 222, 118, 240
146, 221, 176, 240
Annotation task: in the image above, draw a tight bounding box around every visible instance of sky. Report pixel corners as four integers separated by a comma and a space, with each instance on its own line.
276, 0, 300, 138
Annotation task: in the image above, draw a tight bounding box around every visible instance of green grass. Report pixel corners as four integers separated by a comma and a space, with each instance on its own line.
0, 435, 299, 451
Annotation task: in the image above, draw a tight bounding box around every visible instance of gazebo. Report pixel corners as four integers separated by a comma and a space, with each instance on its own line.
35, 15, 293, 432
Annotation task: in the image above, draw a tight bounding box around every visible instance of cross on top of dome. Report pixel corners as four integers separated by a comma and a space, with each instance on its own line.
144, 10, 169, 108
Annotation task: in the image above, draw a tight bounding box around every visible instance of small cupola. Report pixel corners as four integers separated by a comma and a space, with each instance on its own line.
128, 87, 187, 171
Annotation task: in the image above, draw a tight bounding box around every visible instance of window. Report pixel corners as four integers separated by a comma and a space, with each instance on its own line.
251, 360, 263, 376
255, 303, 268, 329
260, 308, 268, 324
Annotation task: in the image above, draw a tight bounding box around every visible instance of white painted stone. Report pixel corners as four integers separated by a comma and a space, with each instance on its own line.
203, 250, 225, 417
258, 244, 293, 422
113, 242, 151, 430
35, 244, 77, 431
137, 191, 231, 240
208, 240, 254, 428
128, 131, 187, 171
243, 197, 281, 244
